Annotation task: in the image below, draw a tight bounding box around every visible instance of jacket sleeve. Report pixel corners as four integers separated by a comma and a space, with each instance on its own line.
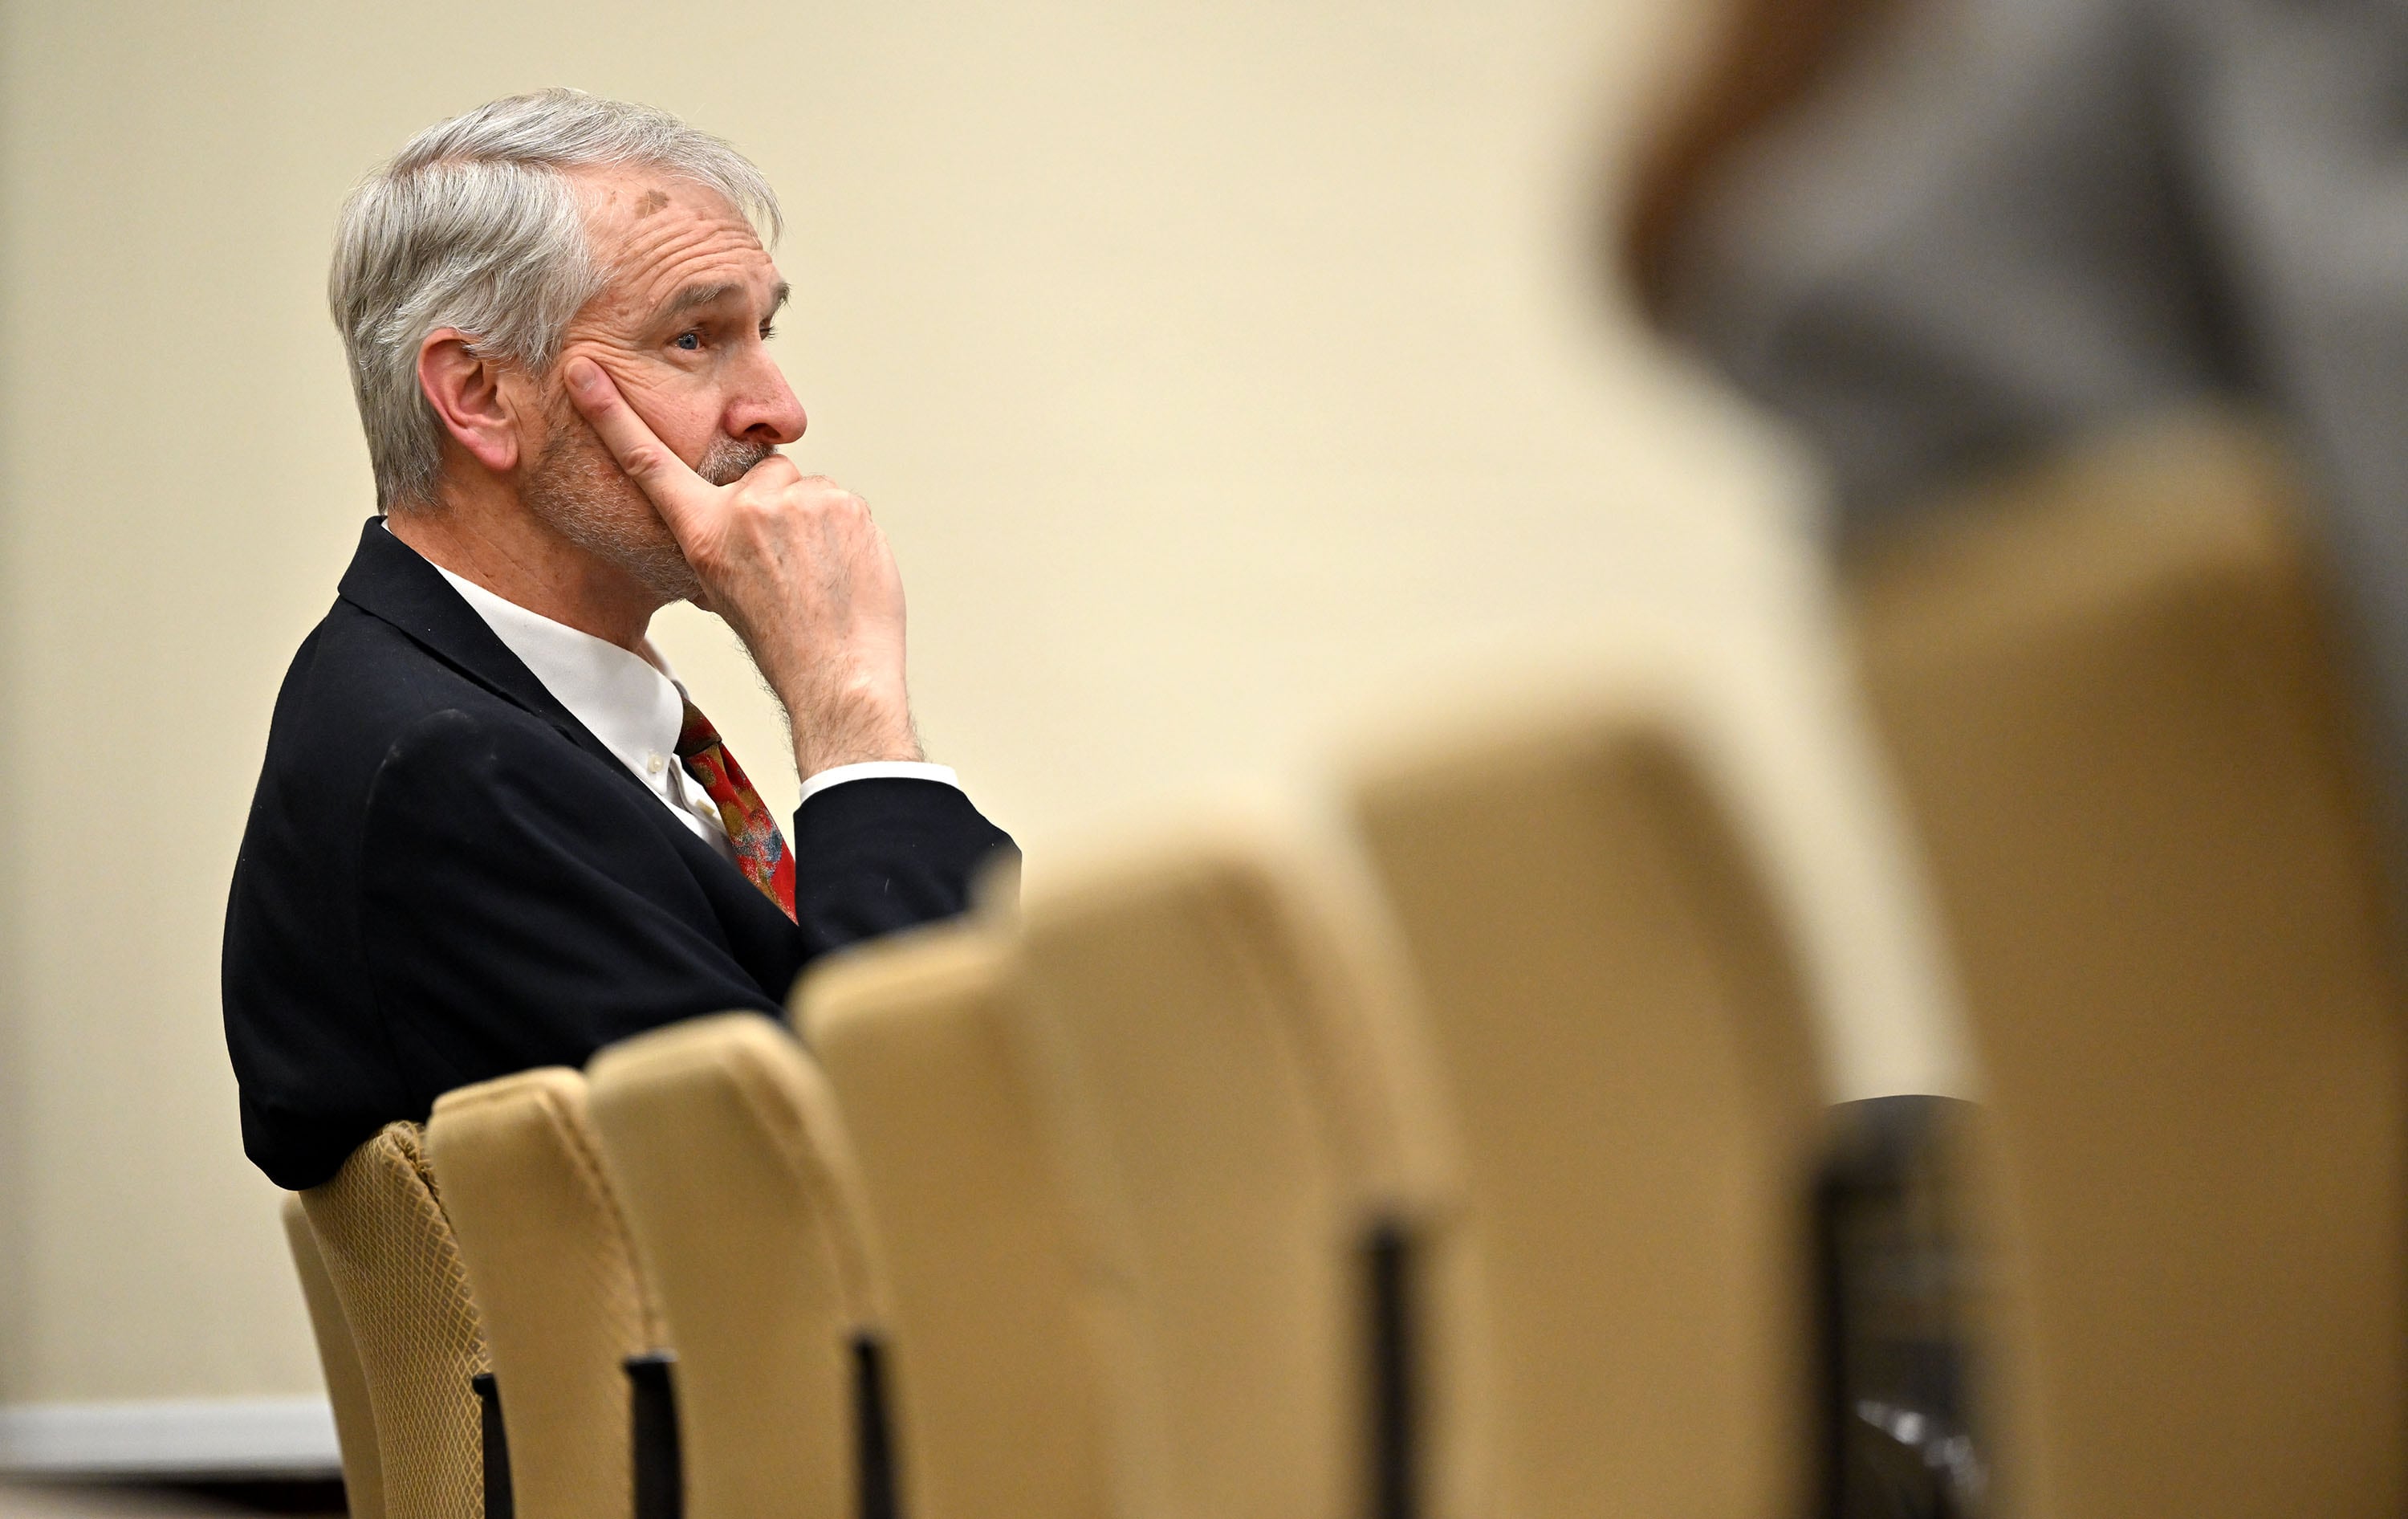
357, 707, 790, 1097
789, 776, 1022, 954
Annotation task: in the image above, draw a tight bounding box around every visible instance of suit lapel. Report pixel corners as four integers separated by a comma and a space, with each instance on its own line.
336, 517, 803, 955
335, 516, 653, 796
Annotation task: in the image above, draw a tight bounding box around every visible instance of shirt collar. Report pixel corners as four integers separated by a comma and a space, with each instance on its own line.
426, 563, 689, 779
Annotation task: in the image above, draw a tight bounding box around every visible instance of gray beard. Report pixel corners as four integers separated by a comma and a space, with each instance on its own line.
522, 413, 771, 603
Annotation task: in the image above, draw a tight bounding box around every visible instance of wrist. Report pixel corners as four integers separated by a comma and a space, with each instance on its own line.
785, 688, 921, 777
795, 734, 925, 777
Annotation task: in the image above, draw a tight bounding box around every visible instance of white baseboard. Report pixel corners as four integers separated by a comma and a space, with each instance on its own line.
0, 1398, 339, 1478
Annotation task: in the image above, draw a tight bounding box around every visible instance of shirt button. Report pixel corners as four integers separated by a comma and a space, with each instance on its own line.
645, 752, 666, 776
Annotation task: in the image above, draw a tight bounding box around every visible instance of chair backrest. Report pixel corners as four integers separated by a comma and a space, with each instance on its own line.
1846, 414, 2408, 1519
282, 1192, 387, 1519
1006, 829, 1467, 1519
1347, 698, 1824, 1519
299, 1121, 490, 1519
801, 923, 1115, 1519
587, 1013, 887, 1519
426, 1067, 663, 1519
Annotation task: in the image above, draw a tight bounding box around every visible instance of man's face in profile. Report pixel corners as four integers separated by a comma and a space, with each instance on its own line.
519, 166, 806, 600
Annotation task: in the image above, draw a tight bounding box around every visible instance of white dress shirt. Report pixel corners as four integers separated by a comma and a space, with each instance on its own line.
421, 558, 961, 861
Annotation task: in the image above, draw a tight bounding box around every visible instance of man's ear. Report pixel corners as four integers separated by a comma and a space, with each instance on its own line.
417, 329, 527, 475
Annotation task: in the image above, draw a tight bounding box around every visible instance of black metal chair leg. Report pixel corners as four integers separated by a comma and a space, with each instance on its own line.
626, 1351, 684, 1519
471, 1370, 515, 1519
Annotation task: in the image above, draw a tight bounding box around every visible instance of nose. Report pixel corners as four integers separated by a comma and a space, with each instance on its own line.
731, 356, 807, 447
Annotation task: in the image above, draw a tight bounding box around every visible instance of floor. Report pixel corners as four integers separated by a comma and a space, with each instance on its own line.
0, 1484, 343, 1517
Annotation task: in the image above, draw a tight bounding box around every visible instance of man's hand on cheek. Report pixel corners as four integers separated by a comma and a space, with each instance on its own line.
564, 357, 922, 776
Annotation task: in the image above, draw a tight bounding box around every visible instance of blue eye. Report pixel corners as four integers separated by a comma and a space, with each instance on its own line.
673, 332, 701, 351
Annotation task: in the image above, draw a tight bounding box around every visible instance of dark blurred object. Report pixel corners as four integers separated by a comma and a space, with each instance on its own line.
165, 1481, 348, 1516
0, 1480, 348, 1517
1817, 1097, 1986, 1519
1626, 0, 2408, 805
1630, 0, 2251, 531
1623, 0, 1899, 324
1847, 415, 2407, 1517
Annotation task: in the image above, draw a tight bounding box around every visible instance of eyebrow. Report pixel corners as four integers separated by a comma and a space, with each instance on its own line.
662, 279, 791, 324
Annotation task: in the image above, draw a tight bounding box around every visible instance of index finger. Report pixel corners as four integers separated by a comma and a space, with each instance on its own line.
563, 359, 715, 531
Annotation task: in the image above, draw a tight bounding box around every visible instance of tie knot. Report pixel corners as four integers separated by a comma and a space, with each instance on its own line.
675, 698, 722, 763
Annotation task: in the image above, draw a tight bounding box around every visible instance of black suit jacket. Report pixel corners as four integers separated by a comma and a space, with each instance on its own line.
223, 519, 1017, 1189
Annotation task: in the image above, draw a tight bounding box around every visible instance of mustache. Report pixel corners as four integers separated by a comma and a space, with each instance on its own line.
698, 436, 775, 487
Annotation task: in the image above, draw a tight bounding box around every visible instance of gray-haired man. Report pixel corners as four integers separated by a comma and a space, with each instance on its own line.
222, 88, 1016, 1190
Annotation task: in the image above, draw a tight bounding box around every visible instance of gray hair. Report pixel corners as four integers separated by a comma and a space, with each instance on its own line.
330, 88, 783, 510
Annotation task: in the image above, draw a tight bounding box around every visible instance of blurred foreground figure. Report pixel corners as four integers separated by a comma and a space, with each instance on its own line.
1636, 0, 2408, 782
223, 90, 1015, 1191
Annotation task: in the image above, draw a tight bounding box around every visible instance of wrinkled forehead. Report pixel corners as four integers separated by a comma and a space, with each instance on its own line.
569, 164, 779, 316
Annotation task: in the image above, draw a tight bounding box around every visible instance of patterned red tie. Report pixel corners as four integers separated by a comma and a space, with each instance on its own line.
676, 700, 797, 922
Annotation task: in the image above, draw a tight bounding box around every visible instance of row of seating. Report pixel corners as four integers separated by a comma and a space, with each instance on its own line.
281, 695, 1827, 1519
280, 411, 2408, 1519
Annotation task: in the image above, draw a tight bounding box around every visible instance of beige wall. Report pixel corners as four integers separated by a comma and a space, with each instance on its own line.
0, 0, 1963, 1407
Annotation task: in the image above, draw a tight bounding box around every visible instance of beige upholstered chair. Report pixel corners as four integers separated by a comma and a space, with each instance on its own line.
300, 1121, 491, 1519
801, 923, 1114, 1519
282, 1193, 386, 1519
588, 1013, 891, 1519
1002, 829, 1471, 1519
1847, 413, 2408, 1519
1348, 697, 1825, 1519
427, 1067, 666, 1519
